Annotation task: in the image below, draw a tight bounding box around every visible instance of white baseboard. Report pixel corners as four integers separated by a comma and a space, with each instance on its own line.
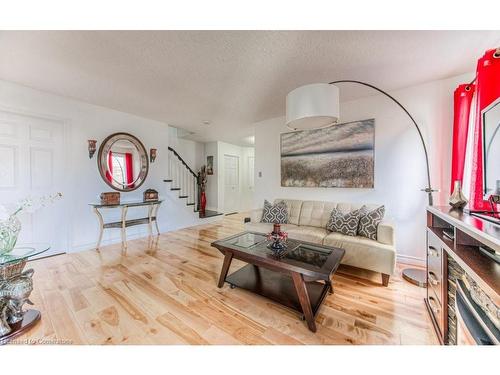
70, 230, 150, 253
69, 215, 224, 253
397, 254, 425, 267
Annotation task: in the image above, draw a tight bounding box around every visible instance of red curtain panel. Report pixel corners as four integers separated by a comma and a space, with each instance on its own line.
469, 49, 500, 210
106, 151, 113, 183
451, 83, 475, 193
125, 153, 134, 187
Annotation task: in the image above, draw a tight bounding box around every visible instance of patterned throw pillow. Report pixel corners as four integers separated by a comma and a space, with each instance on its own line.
358, 205, 385, 240
326, 208, 361, 236
261, 200, 289, 224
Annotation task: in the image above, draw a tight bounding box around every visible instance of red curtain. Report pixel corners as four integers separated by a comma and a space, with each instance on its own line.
125, 153, 134, 187
106, 151, 113, 183
450, 84, 475, 193
469, 49, 500, 210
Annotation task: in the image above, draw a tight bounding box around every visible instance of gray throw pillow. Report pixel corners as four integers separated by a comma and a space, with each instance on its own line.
326, 207, 361, 236
357, 205, 385, 240
261, 200, 289, 224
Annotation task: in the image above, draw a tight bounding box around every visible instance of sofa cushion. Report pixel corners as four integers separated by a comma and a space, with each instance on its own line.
326, 207, 362, 236
246, 222, 298, 234
299, 201, 337, 227
323, 232, 396, 275
274, 199, 303, 225
298, 201, 380, 228
261, 200, 288, 224
286, 226, 329, 244
358, 205, 385, 240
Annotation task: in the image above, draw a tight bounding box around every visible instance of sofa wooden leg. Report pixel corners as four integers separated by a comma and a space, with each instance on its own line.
381, 273, 390, 287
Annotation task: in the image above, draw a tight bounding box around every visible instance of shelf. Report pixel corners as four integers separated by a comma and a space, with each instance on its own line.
225, 264, 330, 317
103, 217, 157, 229
428, 217, 500, 306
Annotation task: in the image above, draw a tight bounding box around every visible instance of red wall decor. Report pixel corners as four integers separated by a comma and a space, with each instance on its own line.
450, 83, 475, 193
469, 48, 500, 210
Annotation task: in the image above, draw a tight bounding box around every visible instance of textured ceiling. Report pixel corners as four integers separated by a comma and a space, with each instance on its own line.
1, 30, 499, 146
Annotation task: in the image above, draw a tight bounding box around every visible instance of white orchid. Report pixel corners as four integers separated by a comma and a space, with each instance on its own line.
0, 205, 10, 221
10, 192, 63, 217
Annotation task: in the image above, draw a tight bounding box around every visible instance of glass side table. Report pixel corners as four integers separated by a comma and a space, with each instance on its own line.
0, 243, 50, 344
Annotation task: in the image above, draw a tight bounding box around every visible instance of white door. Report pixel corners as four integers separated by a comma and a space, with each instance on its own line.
0, 109, 68, 258
223, 154, 239, 213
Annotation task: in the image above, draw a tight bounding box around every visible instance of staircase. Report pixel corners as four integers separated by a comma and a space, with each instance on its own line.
164, 147, 222, 218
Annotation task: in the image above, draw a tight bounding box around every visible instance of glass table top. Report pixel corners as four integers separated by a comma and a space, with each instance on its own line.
89, 200, 163, 208
0, 243, 51, 265
215, 232, 343, 273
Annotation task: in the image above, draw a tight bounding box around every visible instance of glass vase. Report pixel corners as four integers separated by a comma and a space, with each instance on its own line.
0, 215, 21, 255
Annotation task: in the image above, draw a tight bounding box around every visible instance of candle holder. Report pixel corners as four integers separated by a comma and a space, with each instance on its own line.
87, 140, 97, 159
150, 148, 157, 163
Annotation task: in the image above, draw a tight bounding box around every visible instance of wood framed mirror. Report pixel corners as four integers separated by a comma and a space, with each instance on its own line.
98, 132, 149, 192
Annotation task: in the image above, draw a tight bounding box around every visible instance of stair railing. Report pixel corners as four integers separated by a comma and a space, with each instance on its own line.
167, 147, 200, 211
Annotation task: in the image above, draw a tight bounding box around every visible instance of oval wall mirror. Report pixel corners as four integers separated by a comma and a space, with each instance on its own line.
98, 132, 149, 192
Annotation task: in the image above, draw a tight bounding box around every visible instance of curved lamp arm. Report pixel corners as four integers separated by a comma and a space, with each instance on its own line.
329, 80, 437, 206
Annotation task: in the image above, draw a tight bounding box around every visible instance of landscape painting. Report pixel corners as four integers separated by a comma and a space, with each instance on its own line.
280, 119, 375, 188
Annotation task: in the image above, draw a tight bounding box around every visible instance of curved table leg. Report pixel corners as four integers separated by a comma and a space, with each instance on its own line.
121, 206, 128, 252
93, 207, 105, 251
153, 203, 161, 236
147, 205, 153, 237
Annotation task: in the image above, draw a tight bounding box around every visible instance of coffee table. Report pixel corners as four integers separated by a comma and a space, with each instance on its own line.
211, 232, 345, 332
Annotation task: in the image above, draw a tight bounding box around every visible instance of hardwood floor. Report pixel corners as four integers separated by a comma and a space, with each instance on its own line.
16, 213, 438, 345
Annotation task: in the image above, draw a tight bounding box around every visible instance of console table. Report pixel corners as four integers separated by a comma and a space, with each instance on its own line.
89, 200, 163, 250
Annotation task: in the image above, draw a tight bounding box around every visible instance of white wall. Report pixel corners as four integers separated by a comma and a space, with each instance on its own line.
202, 141, 255, 213
0, 79, 216, 253
168, 126, 205, 172
253, 73, 474, 265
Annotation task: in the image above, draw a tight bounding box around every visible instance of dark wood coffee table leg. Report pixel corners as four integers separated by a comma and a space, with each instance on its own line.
327, 280, 334, 294
217, 251, 233, 288
291, 272, 317, 332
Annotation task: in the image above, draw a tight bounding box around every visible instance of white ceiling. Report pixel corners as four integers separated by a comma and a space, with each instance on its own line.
1, 31, 499, 146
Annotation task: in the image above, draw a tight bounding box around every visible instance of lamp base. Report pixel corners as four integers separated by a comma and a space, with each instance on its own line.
402, 268, 427, 288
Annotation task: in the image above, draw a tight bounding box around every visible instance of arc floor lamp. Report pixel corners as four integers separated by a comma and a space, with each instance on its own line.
286, 81, 438, 287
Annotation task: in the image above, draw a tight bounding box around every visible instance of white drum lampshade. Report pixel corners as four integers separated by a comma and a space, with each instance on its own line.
286, 83, 340, 130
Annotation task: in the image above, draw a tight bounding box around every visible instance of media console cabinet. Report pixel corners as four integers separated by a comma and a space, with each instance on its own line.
426, 206, 499, 345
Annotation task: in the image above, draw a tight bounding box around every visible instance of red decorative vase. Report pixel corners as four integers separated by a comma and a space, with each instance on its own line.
200, 191, 207, 213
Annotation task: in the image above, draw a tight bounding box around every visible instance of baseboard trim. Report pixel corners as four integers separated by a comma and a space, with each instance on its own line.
70, 231, 150, 253
397, 254, 425, 267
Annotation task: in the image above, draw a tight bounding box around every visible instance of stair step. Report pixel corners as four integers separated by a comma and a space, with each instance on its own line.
186, 203, 195, 206
163, 179, 173, 182
179, 195, 188, 199
170, 188, 180, 191
199, 210, 224, 219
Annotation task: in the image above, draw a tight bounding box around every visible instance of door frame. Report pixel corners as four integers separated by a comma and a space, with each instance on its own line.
223, 153, 240, 214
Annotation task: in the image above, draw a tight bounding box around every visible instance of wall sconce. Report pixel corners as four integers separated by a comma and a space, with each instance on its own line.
88, 139, 97, 159
150, 148, 157, 163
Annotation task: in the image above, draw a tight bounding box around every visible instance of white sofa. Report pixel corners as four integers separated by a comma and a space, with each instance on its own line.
245, 199, 396, 286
